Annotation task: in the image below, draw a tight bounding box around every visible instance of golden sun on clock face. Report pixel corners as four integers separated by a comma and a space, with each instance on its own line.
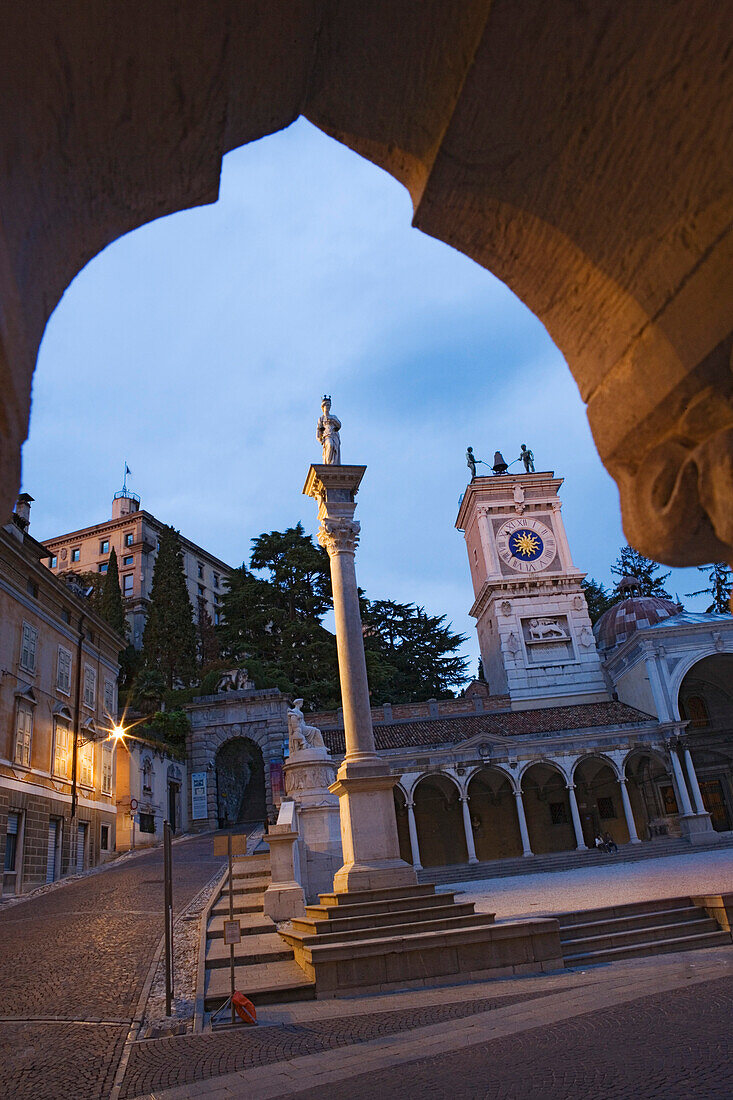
495, 517, 556, 573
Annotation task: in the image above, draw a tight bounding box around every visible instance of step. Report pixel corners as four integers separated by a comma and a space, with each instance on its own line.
305, 890, 458, 921
219, 877, 270, 895
291, 900, 480, 936
211, 896, 265, 916
556, 896, 693, 929
204, 959, 315, 1009
232, 866, 271, 880
561, 917, 720, 955
282, 910, 497, 947
205, 933, 293, 969
318, 884, 436, 906
207, 914, 274, 939
559, 905, 707, 941
564, 929, 732, 966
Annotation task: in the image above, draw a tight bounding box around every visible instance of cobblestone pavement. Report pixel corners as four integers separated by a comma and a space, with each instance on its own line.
120, 988, 564, 1097
290, 976, 733, 1100
0, 835, 223, 1100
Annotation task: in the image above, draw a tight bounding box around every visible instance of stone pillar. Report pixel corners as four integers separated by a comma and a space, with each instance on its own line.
618, 777, 641, 843
304, 463, 416, 893
669, 749, 695, 816
514, 789, 534, 856
566, 783, 588, 850
284, 746, 342, 901
405, 800, 422, 870
682, 746, 707, 815
263, 802, 306, 922
460, 796, 479, 864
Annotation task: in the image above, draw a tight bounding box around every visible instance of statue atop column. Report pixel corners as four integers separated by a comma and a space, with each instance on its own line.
519, 443, 535, 473
317, 395, 342, 464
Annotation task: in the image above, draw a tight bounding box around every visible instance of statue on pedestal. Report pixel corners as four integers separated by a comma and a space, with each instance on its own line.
288, 699, 327, 755
316, 395, 342, 464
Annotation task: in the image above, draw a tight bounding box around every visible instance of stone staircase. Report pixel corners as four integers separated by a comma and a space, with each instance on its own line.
278, 883, 562, 997
558, 896, 732, 967
419, 835, 733, 886
203, 851, 315, 1014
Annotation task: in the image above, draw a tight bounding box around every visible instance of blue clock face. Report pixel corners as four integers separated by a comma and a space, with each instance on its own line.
508, 528, 544, 561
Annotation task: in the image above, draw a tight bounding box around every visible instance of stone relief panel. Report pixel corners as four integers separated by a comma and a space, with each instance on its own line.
520, 615, 575, 664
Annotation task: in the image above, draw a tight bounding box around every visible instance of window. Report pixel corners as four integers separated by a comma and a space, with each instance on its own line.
20, 621, 38, 673
683, 695, 710, 728
26, 578, 39, 598
142, 758, 153, 794
597, 796, 617, 820
549, 802, 568, 825
78, 739, 94, 787
104, 678, 115, 715
98, 562, 108, 574
101, 744, 113, 794
214, 611, 220, 626
123, 574, 133, 596
100, 823, 110, 851
14, 702, 33, 767
57, 647, 72, 695
213, 572, 219, 589
61, 608, 70, 624
197, 562, 204, 579
83, 665, 96, 708
124, 532, 134, 547
53, 719, 72, 778
123, 555, 133, 566
198, 584, 205, 597
139, 812, 155, 834
4, 812, 20, 874
50, 555, 58, 568
100, 539, 109, 554
71, 548, 80, 562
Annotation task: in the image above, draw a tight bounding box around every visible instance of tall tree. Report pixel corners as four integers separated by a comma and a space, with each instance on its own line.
581, 577, 615, 624
362, 599, 470, 702
142, 525, 197, 688
249, 523, 332, 622
100, 547, 128, 638
686, 563, 732, 613
610, 545, 673, 600
196, 594, 220, 666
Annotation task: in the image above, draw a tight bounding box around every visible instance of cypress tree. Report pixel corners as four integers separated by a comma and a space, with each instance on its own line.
100, 547, 128, 638
142, 525, 197, 688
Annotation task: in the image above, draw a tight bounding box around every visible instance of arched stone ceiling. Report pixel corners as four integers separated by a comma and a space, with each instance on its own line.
1, 1, 731, 572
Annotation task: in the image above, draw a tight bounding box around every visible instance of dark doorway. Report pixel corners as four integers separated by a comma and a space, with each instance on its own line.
168, 781, 180, 832
215, 738, 267, 826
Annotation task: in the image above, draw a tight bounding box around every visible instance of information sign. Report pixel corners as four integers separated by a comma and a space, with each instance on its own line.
223, 919, 241, 945
191, 772, 208, 820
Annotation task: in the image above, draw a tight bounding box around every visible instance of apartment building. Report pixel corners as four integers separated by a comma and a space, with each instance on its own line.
44, 489, 233, 649
1, 496, 125, 895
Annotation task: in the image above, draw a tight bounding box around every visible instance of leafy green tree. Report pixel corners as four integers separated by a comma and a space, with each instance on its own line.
249, 523, 332, 622
130, 667, 167, 712
143, 708, 190, 755
100, 547, 128, 638
610, 545, 672, 600
142, 525, 197, 688
196, 595, 220, 666
362, 599, 469, 702
581, 577, 615, 624
686, 563, 732, 613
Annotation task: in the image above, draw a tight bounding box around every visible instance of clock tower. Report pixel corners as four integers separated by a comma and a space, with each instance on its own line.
456, 469, 609, 709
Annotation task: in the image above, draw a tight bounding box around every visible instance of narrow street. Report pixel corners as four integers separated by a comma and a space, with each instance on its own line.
0, 834, 223, 1100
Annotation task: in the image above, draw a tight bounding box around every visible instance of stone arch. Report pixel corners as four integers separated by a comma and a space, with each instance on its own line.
214, 736, 266, 827
623, 747, 674, 840
392, 784, 413, 867
573, 755, 629, 848
412, 771, 467, 868
520, 761, 575, 854
676, 654, 733, 831
2, 8, 732, 576
670, 649, 733, 716
466, 767, 522, 862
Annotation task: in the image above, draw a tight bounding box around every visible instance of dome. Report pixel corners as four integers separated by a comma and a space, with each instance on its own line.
593, 595, 681, 651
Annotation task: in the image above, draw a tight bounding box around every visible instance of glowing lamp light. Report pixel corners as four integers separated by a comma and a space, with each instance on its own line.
111, 724, 126, 741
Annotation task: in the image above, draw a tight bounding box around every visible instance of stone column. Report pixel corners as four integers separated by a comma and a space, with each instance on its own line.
682, 745, 707, 815
405, 800, 422, 870
566, 783, 588, 850
618, 776, 641, 843
460, 796, 479, 864
669, 748, 694, 816
514, 789, 534, 856
304, 463, 416, 893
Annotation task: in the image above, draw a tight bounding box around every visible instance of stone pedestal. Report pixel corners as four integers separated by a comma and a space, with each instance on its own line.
304, 462, 416, 894
263, 805, 306, 922
679, 811, 717, 843
285, 746, 342, 900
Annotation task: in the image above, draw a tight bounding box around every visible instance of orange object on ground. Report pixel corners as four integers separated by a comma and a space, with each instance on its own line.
232, 992, 257, 1025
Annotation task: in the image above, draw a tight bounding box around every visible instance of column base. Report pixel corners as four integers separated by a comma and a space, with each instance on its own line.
329, 759, 417, 894
679, 812, 716, 843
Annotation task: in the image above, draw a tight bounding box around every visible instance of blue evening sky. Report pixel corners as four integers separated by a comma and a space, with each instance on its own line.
22, 119, 708, 677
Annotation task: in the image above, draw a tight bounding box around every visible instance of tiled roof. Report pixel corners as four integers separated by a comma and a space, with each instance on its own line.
321, 700, 655, 755
647, 611, 733, 628
593, 596, 680, 650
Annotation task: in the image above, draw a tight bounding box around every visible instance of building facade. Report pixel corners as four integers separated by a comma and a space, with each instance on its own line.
1, 497, 124, 895
114, 736, 187, 850
43, 489, 233, 649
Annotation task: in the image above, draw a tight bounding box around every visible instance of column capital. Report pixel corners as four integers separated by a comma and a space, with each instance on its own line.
318, 516, 361, 556
565, 781, 576, 790
618, 774, 628, 785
